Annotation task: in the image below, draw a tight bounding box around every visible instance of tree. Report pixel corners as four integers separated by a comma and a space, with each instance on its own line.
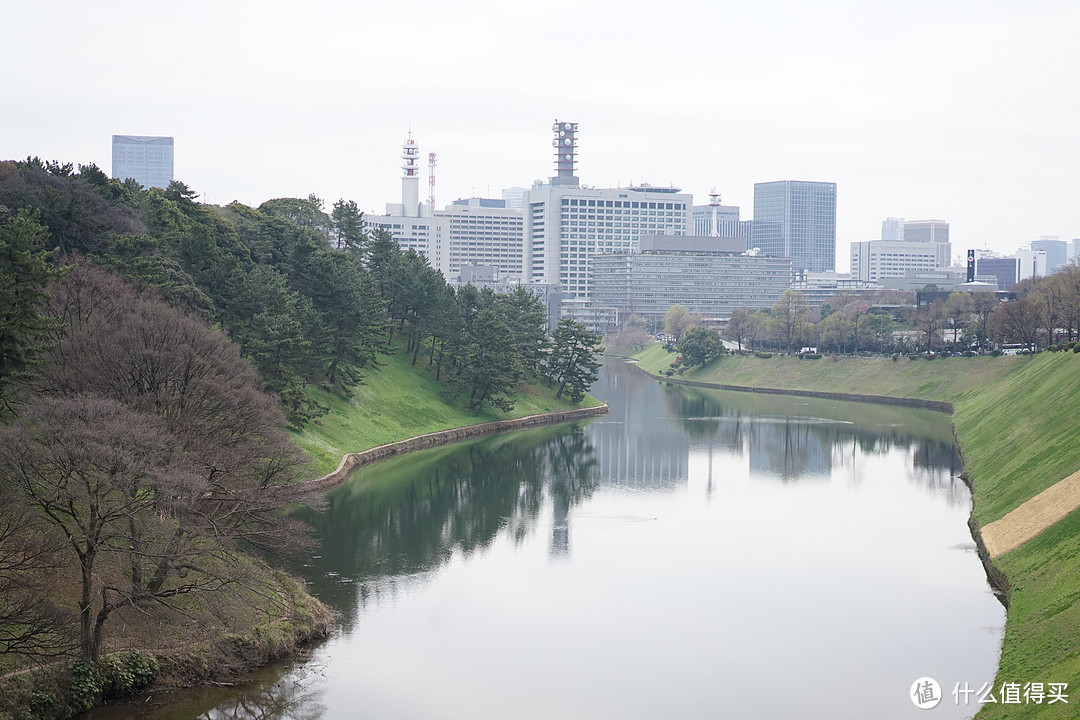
458, 308, 522, 411
0, 209, 67, 411
769, 289, 809, 353
914, 299, 946, 353
331, 199, 365, 252
258, 195, 331, 233
726, 308, 754, 352
969, 292, 1000, 351
498, 286, 550, 377
547, 319, 603, 402
18, 264, 311, 660
0, 397, 180, 661
663, 304, 692, 341
990, 298, 1042, 353
677, 325, 725, 367
943, 292, 974, 348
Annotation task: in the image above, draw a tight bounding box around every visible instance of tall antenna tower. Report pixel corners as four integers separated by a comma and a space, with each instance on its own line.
709, 188, 722, 237
428, 152, 437, 209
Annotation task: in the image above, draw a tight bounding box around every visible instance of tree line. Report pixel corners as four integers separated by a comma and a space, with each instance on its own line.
0, 158, 604, 690
646, 266, 1080, 360
0, 159, 602, 422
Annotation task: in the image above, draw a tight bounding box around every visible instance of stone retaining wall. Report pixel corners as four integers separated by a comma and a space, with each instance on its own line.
300, 405, 609, 493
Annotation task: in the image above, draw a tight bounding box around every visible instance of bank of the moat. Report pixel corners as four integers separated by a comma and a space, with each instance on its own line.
633, 346, 1080, 720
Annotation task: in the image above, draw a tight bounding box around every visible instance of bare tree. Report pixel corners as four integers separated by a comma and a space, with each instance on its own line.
990, 298, 1043, 353
0, 263, 312, 661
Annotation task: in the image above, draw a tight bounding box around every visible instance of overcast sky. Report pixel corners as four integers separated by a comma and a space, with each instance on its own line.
3, 0, 1078, 264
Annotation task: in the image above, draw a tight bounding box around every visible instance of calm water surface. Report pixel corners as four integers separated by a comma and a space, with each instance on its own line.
92, 360, 1003, 719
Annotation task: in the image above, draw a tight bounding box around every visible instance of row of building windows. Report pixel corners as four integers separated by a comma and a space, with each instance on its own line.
559, 199, 685, 210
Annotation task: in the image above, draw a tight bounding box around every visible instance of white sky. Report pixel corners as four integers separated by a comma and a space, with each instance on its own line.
3, 0, 1078, 264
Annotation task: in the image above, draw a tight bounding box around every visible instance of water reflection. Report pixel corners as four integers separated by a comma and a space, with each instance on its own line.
96, 359, 999, 720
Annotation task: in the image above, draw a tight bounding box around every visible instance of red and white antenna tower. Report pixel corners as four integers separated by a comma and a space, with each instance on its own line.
428, 152, 437, 209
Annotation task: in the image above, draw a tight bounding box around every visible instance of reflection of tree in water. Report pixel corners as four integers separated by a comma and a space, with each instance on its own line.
548, 428, 599, 557
294, 426, 598, 624
198, 664, 326, 720
662, 384, 962, 483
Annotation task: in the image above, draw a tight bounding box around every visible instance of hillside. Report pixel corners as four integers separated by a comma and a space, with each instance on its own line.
292, 344, 603, 478
636, 345, 1080, 719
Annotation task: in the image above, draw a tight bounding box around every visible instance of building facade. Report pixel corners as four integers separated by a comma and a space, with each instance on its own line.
524, 183, 691, 299
1031, 237, 1068, 275
975, 257, 1020, 290
850, 240, 951, 282
903, 219, 949, 245
752, 180, 837, 273
111, 135, 173, 189
591, 235, 792, 325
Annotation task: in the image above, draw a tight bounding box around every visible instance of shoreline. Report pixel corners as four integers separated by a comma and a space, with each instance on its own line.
630, 360, 1009, 608
298, 404, 609, 493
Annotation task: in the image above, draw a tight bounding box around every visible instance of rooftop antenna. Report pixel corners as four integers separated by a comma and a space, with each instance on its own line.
709, 188, 722, 237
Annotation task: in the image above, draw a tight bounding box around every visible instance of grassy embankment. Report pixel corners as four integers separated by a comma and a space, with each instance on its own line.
636, 345, 1080, 720
290, 344, 604, 478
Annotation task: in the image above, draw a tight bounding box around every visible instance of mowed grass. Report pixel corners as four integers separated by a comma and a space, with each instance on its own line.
290, 346, 602, 477
978, 506, 1080, 719
634, 343, 1080, 719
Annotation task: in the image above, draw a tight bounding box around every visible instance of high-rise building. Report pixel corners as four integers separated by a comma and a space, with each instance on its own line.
881, 217, 905, 243
111, 135, 173, 189
903, 219, 949, 245
1031, 237, 1068, 275
366, 136, 526, 280
522, 120, 691, 300
751, 180, 836, 273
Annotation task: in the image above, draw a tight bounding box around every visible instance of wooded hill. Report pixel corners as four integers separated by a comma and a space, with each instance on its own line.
0, 158, 602, 717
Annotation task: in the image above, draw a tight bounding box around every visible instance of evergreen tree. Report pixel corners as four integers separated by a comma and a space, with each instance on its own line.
547, 319, 603, 402
0, 209, 66, 412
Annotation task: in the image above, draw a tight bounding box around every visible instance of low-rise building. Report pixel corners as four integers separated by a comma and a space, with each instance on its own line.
591, 235, 792, 326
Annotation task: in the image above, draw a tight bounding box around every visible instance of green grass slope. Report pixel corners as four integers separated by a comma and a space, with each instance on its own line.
634, 344, 1080, 719
290, 347, 602, 478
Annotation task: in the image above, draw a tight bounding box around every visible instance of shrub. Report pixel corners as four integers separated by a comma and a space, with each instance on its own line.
892, 354, 899, 362
1074, 344, 1080, 354
664, 368, 675, 376
800, 353, 822, 360
1068, 341, 1077, 349
754, 351, 773, 359
67, 659, 101, 713
100, 650, 158, 700
990, 349, 1004, 356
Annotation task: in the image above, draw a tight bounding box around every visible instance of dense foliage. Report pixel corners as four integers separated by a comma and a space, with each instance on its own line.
0, 158, 603, 715
0, 159, 600, 421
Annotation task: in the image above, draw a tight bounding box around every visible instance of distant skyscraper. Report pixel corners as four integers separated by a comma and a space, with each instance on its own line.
752, 180, 837, 273
111, 135, 173, 189
903, 219, 949, 245
1032, 236, 1068, 275
881, 217, 905, 243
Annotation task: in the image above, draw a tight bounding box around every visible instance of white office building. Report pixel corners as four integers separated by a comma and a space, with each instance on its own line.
111, 135, 173, 189
850, 240, 950, 282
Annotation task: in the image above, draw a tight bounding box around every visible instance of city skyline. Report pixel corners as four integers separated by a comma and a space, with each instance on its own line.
3, 1, 1078, 261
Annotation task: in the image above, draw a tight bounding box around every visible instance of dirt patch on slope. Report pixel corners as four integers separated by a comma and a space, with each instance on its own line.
981, 469, 1080, 557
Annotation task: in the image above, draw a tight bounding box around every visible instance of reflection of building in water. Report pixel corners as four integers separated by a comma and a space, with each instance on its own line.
747, 418, 834, 481
587, 363, 689, 489
911, 441, 967, 507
